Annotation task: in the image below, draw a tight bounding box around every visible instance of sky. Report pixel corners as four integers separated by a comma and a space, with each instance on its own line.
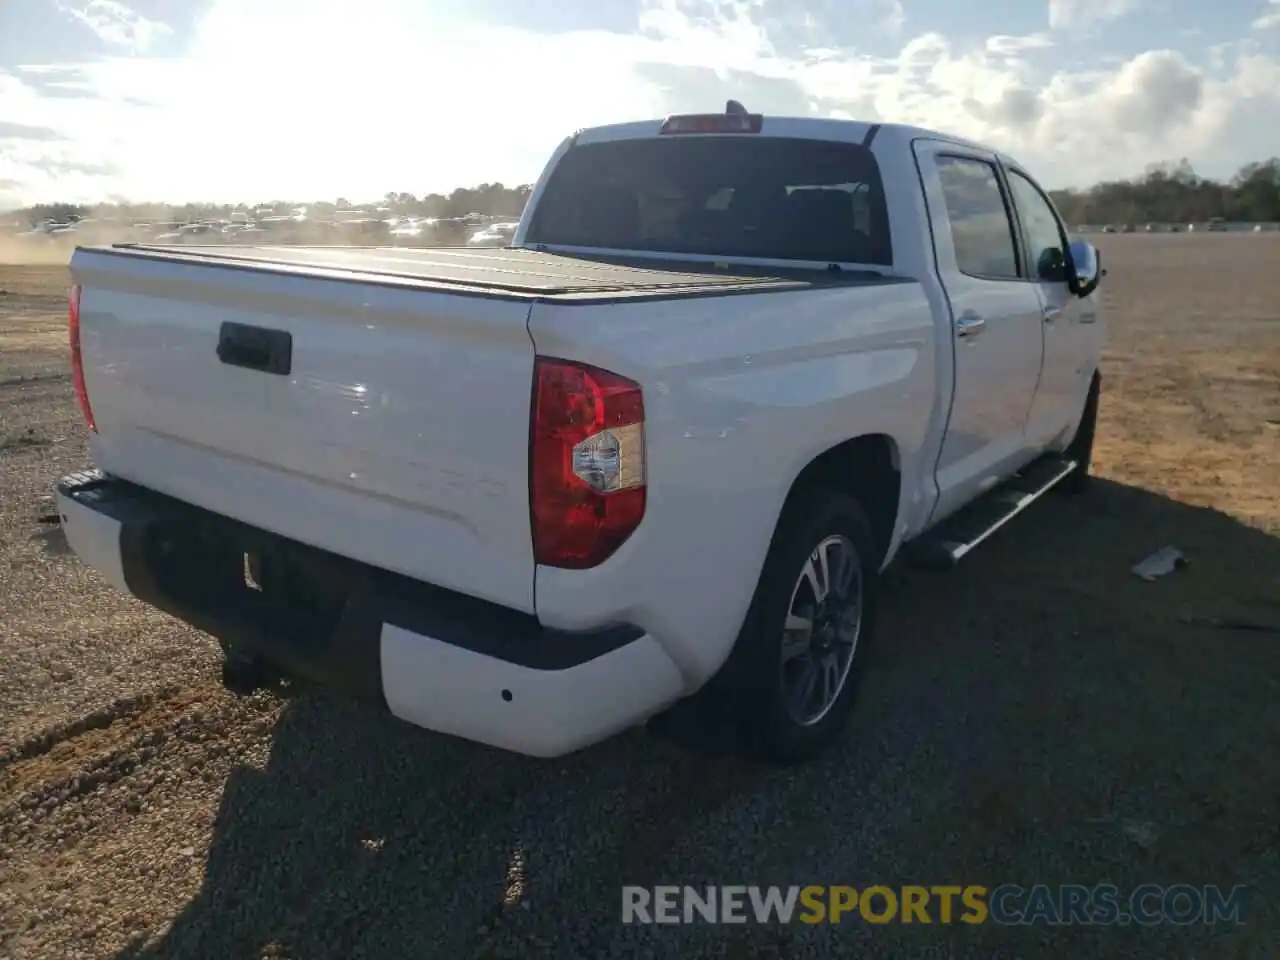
1, 0, 1279, 209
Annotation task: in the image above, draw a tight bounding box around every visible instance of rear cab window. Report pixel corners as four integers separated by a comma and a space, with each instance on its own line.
524, 135, 892, 267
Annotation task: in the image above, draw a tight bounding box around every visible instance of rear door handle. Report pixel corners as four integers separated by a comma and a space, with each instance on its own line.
956, 313, 985, 339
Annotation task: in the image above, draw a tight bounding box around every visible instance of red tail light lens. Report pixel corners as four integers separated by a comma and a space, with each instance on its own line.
530, 357, 646, 569
68, 283, 96, 432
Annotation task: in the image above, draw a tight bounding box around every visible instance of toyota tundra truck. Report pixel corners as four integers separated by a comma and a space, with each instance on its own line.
56, 104, 1105, 765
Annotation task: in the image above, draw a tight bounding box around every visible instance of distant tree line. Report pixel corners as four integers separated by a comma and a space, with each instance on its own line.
17, 182, 534, 227
15, 158, 1280, 229
1048, 158, 1280, 226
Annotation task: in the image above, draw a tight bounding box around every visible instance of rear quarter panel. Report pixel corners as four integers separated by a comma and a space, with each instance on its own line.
529, 281, 938, 686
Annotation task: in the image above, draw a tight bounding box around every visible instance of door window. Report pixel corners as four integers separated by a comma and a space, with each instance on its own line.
935, 156, 1021, 280
1007, 169, 1069, 283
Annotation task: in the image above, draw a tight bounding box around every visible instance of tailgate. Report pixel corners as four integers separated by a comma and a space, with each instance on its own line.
70, 247, 539, 613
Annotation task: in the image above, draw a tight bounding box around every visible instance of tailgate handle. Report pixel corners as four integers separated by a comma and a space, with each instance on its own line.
217, 322, 292, 375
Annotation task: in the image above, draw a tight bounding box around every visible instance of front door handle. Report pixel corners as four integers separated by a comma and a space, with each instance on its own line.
956, 313, 985, 339
1042, 306, 1062, 324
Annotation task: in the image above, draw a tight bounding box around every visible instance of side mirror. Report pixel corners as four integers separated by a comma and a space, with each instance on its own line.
1067, 240, 1103, 298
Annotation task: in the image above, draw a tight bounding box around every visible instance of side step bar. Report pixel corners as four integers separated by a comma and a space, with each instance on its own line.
904, 456, 1078, 570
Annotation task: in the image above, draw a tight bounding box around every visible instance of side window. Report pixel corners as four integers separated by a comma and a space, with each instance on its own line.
1007, 170, 1068, 283
935, 156, 1021, 280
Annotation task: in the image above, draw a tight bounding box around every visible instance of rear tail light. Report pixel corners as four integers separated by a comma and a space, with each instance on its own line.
68, 283, 96, 432
530, 357, 646, 569
659, 113, 763, 135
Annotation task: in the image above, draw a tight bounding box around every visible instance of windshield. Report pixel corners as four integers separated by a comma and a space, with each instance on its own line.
524, 135, 891, 266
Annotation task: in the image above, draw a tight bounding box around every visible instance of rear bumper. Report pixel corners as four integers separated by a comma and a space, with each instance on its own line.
55, 470, 684, 757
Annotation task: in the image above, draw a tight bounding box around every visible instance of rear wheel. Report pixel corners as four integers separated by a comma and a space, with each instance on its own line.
724, 490, 881, 765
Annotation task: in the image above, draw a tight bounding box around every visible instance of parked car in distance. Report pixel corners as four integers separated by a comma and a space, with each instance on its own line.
152, 222, 222, 243
388, 217, 430, 240
467, 221, 518, 246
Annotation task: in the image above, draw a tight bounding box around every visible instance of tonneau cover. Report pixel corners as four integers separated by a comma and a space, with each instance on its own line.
97, 243, 847, 299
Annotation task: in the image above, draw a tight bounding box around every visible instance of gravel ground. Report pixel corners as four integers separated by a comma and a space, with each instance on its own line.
1, 243, 1278, 960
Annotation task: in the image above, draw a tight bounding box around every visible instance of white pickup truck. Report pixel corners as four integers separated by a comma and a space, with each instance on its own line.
57, 104, 1105, 765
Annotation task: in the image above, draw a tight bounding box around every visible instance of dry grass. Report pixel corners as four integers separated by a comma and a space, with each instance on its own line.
0, 237, 1277, 959
1091, 234, 1280, 531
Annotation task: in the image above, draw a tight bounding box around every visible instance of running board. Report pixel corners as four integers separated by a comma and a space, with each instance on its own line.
904, 457, 1078, 570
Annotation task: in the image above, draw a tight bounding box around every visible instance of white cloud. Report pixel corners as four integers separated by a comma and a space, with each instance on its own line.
1, 0, 1278, 209
1047, 0, 1143, 32
985, 33, 1056, 56
55, 0, 172, 53
1253, 0, 1280, 31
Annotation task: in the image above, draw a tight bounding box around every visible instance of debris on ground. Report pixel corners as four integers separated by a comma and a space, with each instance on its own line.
1131, 545, 1187, 581
1120, 819, 1160, 850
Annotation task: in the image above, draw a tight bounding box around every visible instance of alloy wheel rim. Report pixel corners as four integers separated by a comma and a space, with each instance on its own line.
779, 533, 863, 727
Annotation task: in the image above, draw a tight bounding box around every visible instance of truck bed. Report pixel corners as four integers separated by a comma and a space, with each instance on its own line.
69, 239, 907, 618
95, 243, 883, 300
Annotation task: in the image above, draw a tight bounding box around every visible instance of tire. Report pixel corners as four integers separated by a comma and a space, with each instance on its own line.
1058, 372, 1100, 496
700, 488, 882, 766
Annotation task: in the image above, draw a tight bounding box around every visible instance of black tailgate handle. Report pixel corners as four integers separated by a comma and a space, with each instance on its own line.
217, 321, 292, 375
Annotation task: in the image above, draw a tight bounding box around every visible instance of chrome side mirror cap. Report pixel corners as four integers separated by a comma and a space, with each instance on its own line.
1068, 240, 1103, 298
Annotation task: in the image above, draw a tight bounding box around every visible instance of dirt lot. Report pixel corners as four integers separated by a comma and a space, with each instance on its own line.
0, 237, 1277, 959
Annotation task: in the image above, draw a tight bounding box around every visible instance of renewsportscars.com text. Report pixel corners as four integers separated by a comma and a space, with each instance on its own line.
621, 884, 1248, 926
